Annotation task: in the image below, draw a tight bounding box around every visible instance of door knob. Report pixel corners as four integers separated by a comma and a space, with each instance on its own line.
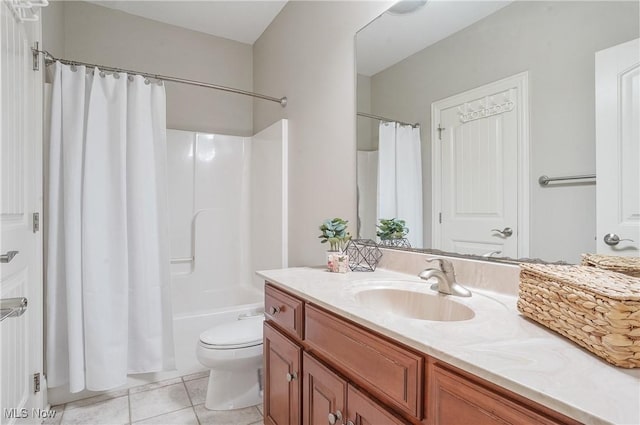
0, 297, 27, 322
604, 233, 634, 246
491, 227, 513, 237
0, 250, 19, 263
328, 410, 343, 425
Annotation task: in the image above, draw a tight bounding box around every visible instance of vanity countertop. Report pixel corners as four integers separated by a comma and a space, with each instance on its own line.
257, 266, 640, 425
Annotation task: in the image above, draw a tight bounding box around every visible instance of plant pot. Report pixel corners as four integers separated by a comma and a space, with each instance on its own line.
326, 251, 349, 273
379, 237, 411, 248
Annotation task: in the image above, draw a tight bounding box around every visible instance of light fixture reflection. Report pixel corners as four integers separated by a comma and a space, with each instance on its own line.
388, 0, 428, 15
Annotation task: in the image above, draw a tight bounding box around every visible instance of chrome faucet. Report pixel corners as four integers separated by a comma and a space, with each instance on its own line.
419, 259, 471, 297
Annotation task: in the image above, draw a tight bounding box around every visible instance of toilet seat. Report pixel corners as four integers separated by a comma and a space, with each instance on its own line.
199, 316, 263, 350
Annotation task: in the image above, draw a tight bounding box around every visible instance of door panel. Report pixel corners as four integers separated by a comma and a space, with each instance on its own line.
596, 38, 640, 255
433, 73, 527, 258
1, 3, 43, 423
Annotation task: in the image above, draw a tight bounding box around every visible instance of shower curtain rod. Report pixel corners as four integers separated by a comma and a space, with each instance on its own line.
34, 48, 288, 107
357, 112, 419, 128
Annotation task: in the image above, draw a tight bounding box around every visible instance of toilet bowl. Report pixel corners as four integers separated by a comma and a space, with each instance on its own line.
196, 314, 264, 410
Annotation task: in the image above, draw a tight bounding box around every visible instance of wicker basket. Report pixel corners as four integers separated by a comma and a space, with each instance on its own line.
581, 253, 640, 278
518, 264, 640, 368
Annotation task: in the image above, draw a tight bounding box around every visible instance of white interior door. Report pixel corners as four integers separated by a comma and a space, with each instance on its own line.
432, 73, 529, 258
0, 4, 44, 423
596, 38, 640, 256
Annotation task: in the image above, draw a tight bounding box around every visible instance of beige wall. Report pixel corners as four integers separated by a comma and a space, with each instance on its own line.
356, 74, 375, 151
369, 1, 639, 262
253, 1, 391, 267
42, 1, 253, 136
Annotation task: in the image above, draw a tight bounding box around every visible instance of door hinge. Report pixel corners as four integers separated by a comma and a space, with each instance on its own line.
437, 124, 445, 140
439, 212, 442, 224
33, 212, 39, 233
32, 42, 40, 71
33, 373, 41, 393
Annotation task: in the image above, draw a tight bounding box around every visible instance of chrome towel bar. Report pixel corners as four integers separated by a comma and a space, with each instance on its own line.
538, 174, 596, 186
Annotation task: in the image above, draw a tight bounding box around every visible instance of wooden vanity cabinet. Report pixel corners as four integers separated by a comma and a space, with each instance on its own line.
263, 282, 582, 425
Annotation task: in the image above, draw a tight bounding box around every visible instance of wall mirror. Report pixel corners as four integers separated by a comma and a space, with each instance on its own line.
356, 0, 639, 264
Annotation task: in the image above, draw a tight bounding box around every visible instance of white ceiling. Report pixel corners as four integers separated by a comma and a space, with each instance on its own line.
357, 1, 512, 77
87, 1, 288, 45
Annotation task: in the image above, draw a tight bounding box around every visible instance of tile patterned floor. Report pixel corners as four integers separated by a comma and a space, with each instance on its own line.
44, 372, 263, 425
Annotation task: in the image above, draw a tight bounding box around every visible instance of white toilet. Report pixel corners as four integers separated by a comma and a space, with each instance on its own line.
196, 315, 264, 410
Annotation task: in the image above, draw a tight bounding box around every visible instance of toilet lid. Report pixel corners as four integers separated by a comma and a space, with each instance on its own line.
199, 316, 263, 349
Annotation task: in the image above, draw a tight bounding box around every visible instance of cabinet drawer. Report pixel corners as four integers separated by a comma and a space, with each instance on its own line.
305, 305, 423, 420
265, 283, 304, 339
429, 362, 581, 425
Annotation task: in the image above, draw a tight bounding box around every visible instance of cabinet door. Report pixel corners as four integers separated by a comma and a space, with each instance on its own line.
303, 353, 347, 425
346, 385, 408, 425
430, 363, 577, 425
264, 322, 302, 425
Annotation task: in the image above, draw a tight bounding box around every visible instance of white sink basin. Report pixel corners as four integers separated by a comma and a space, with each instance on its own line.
354, 287, 475, 322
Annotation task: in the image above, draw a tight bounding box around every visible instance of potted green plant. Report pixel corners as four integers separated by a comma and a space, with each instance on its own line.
376, 218, 411, 248
318, 218, 351, 272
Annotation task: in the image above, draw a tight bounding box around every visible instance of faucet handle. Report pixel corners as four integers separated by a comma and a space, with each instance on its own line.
425, 258, 456, 280
425, 258, 444, 268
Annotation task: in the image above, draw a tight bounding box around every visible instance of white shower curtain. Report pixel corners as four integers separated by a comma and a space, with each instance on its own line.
47, 63, 175, 392
377, 122, 423, 247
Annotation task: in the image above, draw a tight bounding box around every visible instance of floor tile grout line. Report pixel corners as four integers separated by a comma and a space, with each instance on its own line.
57, 407, 65, 425
127, 390, 132, 425
63, 389, 131, 412
130, 406, 196, 425
182, 372, 209, 383
194, 405, 202, 425
181, 378, 202, 425
128, 378, 184, 396
182, 378, 196, 407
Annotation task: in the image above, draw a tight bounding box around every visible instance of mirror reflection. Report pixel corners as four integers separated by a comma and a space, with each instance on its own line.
356, 1, 639, 263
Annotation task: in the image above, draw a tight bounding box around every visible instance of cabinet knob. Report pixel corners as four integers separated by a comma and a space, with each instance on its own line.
346, 421, 354, 425
328, 410, 343, 425
270, 306, 281, 315
285, 371, 298, 382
